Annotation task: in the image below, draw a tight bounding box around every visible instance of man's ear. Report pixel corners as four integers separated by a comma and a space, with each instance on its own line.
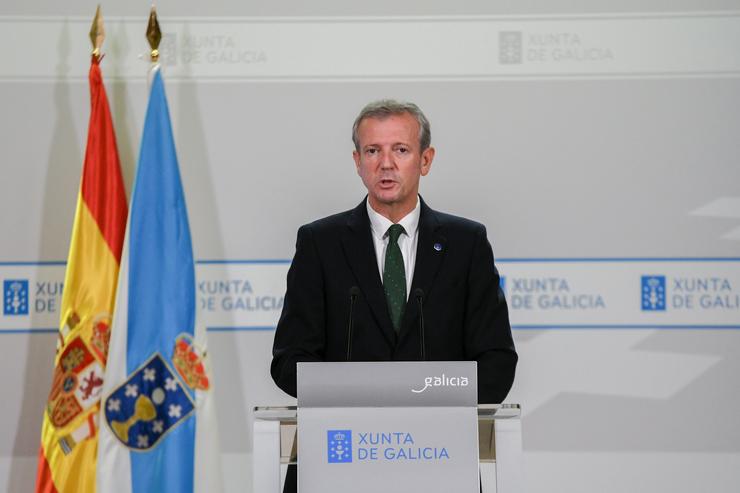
420, 147, 435, 176
353, 150, 362, 175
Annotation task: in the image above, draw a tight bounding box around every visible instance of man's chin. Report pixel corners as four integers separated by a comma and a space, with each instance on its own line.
370, 192, 400, 207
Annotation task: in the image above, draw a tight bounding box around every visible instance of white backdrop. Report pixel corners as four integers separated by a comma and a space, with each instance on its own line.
1, 2, 740, 492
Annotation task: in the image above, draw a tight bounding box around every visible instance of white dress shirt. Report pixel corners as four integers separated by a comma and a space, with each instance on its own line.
366, 197, 420, 300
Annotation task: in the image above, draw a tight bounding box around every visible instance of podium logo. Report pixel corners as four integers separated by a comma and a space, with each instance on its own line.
4, 279, 29, 315
412, 374, 469, 393
641, 275, 666, 311
327, 430, 352, 463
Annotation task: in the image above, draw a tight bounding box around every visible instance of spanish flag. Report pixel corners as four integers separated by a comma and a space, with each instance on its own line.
35, 56, 127, 493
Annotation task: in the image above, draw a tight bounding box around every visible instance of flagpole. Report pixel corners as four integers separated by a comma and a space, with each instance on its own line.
146, 5, 161, 88
90, 4, 104, 61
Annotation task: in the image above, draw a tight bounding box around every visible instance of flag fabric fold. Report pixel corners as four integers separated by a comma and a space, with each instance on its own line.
96, 67, 221, 493
35, 56, 128, 493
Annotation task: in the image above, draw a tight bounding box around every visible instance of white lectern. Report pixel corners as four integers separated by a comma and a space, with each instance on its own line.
253, 362, 522, 492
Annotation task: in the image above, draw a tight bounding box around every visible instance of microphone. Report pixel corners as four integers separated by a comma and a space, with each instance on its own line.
346, 286, 360, 361
413, 288, 426, 361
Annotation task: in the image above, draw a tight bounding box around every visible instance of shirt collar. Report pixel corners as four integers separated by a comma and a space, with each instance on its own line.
367, 196, 421, 240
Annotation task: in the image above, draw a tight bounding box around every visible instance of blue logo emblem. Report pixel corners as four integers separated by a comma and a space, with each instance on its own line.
4, 279, 29, 315
327, 430, 352, 463
103, 353, 194, 450
641, 276, 666, 311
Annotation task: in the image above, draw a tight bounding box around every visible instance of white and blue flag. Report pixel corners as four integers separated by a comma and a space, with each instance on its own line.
97, 67, 222, 492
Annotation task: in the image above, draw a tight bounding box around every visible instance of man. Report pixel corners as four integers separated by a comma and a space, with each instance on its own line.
271, 99, 517, 404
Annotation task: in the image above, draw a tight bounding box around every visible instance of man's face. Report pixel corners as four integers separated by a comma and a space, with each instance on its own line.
353, 113, 434, 214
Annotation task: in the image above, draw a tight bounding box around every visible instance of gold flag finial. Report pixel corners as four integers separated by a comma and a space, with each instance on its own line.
89, 5, 105, 58
146, 6, 162, 62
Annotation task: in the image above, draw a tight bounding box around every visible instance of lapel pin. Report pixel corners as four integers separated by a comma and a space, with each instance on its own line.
433, 243, 443, 252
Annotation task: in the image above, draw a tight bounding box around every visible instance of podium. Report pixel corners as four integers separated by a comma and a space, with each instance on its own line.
253, 362, 522, 493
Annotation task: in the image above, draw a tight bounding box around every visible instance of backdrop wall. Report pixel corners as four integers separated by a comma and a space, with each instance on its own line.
1, 2, 739, 492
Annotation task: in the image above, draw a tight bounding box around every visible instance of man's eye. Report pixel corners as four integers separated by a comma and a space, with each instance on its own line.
366, 148, 378, 155
396, 147, 409, 154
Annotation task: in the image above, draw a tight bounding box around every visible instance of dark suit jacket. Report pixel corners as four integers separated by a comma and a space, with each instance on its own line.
271, 198, 517, 403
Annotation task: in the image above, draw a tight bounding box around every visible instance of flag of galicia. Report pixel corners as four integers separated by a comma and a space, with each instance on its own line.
97, 68, 222, 492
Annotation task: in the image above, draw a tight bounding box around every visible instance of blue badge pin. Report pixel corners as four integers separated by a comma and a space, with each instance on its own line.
433, 243, 443, 252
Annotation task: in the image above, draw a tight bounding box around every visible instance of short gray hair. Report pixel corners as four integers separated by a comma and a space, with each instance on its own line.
352, 99, 431, 151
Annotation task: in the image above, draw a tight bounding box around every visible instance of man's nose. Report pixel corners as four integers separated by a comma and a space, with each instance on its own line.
379, 149, 394, 168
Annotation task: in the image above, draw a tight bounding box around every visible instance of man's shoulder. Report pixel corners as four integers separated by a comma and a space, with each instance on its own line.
427, 206, 486, 236
298, 207, 357, 236
296, 200, 488, 237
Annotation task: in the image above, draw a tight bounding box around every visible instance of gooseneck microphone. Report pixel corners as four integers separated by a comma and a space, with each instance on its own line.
346, 286, 360, 361
413, 288, 426, 361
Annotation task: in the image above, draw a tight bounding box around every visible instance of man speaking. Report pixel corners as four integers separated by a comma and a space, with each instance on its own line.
271, 99, 517, 404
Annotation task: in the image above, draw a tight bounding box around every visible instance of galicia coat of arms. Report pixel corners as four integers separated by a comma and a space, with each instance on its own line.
103, 354, 195, 451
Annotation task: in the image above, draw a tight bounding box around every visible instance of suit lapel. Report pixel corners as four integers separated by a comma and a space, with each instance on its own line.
399, 200, 446, 343
341, 200, 397, 346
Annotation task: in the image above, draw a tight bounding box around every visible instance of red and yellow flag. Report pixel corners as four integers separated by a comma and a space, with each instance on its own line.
35, 56, 127, 493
